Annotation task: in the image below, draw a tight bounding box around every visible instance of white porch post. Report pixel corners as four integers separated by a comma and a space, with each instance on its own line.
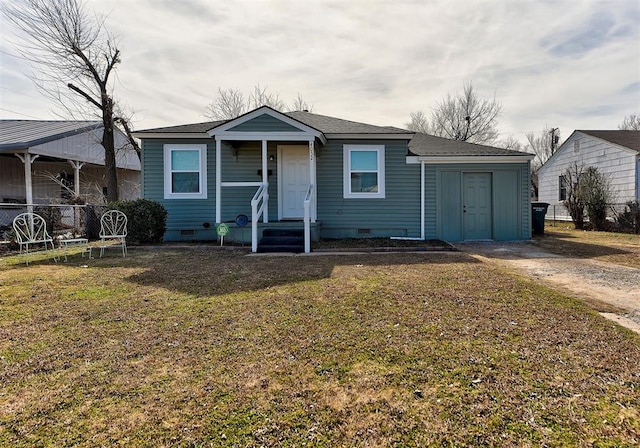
68, 160, 86, 233
308, 139, 316, 222
261, 140, 268, 223
16, 152, 39, 213
68, 160, 86, 198
216, 139, 221, 223
420, 161, 425, 240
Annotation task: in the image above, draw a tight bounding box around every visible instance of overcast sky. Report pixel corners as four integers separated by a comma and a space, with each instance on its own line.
1, 0, 638, 144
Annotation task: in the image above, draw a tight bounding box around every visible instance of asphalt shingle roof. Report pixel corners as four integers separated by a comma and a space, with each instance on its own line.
134, 120, 227, 134
285, 111, 413, 135
133, 109, 531, 158
578, 130, 640, 153
408, 132, 533, 157
134, 110, 413, 136
0, 120, 102, 151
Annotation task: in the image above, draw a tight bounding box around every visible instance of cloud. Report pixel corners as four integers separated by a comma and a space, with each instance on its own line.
0, 0, 638, 140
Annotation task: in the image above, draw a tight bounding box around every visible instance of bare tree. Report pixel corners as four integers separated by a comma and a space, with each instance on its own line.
526, 126, 560, 171
427, 82, 502, 144
405, 111, 431, 134
2, 0, 136, 202
562, 162, 585, 230
248, 85, 286, 111
204, 88, 246, 120
291, 93, 314, 113
619, 113, 640, 130
204, 85, 313, 120
498, 135, 523, 151
580, 167, 616, 231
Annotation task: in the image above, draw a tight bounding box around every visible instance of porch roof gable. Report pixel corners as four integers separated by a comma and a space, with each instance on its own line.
208, 106, 326, 143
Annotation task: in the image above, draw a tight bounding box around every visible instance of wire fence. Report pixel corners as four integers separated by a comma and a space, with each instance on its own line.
1, 203, 107, 242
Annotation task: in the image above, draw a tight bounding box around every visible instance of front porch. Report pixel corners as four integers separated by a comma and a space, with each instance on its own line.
216, 220, 321, 252
209, 108, 327, 253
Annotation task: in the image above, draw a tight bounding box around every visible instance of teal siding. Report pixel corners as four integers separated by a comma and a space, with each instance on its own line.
521, 164, 532, 239
426, 163, 531, 242
228, 114, 303, 132
493, 170, 520, 240
316, 139, 421, 238
436, 170, 462, 241
142, 136, 530, 243
424, 165, 437, 238
219, 141, 279, 222
142, 139, 218, 241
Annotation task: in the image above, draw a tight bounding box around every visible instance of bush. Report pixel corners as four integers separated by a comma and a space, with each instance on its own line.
108, 199, 167, 245
34, 205, 62, 233
580, 167, 615, 231
615, 200, 640, 234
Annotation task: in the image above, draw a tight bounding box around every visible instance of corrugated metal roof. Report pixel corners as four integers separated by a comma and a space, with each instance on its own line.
0, 120, 102, 151
578, 130, 640, 153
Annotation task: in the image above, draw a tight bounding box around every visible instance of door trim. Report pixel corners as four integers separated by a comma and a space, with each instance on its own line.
277, 145, 310, 220
462, 171, 493, 240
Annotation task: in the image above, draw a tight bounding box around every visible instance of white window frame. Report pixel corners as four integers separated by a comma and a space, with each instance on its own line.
343, 144, 385, 199
164, 144, 207, 199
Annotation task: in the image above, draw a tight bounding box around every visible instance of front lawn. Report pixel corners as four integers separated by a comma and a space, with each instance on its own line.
1, 250, 638, 446
538, 224, 640, 269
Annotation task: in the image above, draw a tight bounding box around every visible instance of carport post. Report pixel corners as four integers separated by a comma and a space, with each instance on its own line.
16, 152, 39, 214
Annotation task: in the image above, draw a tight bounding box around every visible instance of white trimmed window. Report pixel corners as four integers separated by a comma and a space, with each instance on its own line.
164, 144, 207, 199
343, 145, 385, 199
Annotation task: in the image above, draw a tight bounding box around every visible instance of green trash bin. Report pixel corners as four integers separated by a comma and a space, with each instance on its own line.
532, 202, 549, 234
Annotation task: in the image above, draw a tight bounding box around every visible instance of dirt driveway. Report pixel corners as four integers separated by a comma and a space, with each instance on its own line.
456, 241, 640, 334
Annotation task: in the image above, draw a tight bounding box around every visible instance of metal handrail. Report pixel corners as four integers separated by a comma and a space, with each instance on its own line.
251, 183, 269, 252
303, 183, 315, 253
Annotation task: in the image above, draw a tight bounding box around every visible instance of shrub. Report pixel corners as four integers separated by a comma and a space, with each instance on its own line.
108, 199, 167, 245
34, 205, 62, 233
615, 200, 640, 234
579, 167, 615, 231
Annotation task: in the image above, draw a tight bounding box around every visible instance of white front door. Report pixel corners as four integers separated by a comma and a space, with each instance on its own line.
279, 146, 310, 219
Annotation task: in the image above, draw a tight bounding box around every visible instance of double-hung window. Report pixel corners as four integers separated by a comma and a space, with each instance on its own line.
558, 175, 567, 201
343, 145, 385, 199
164, 144, 207, 199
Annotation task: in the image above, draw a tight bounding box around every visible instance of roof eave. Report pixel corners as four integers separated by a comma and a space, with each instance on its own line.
406, 154, 534, 164
326, 133, 414, 140
132, 132, 212, 139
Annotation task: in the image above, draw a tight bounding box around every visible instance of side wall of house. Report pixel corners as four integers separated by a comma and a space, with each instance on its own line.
538, 133, 638, 211
316, 139, 422, 238
425, 162, 531, 241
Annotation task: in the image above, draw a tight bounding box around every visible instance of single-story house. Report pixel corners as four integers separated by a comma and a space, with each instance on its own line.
538, 130, 640, 220
133, 106, 534, 252
0, 120, 141, 205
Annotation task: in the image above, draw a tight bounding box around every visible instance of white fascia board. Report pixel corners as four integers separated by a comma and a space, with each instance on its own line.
210, 131, 318, 142
327, 133, 414, 140
208, 106, 325, 142
406, 155, 534, 164
132, 133, 211, 139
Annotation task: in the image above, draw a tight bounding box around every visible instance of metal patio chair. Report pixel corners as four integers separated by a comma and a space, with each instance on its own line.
99, 210, 128, 258
12, 212, 58, 266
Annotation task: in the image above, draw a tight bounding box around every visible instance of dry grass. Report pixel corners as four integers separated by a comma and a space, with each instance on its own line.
1, 248, 639, 446
537, 224, 640, 269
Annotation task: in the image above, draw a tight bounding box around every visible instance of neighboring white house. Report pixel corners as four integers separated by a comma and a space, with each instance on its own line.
538, 130, 640, 220
0, 120, 140, 204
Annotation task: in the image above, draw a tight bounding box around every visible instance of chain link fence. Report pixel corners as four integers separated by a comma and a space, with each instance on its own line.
1, 203, 107, 242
